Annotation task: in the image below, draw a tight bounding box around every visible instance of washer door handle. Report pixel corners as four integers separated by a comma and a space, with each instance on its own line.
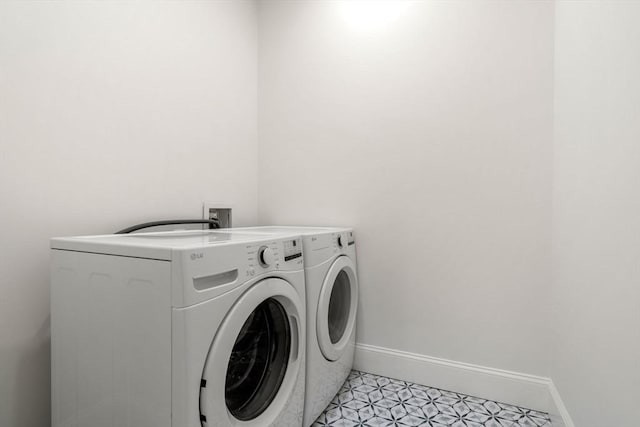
289, 315, 300, 362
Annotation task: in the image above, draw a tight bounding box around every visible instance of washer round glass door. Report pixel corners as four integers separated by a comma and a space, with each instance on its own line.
316, 256, 358, 361
200, 278, 303, 426
225, 298, 290, 420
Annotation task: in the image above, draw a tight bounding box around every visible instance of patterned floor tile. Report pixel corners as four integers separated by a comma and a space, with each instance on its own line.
312, 371, 552, 427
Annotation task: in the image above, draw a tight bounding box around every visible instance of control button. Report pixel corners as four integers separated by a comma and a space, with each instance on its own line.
337, 235, 346, 248
258, 246, 275, 267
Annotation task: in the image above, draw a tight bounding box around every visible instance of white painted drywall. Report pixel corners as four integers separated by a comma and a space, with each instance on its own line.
553, 2, 640, 425
8, 2, 638, 425
0, 2, 257, 426
258, 1, 554, 376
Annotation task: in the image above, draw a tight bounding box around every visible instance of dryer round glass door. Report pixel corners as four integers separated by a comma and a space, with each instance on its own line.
199, 278, 303, 426
328, 271, 351, 344
316, 256, 358, 361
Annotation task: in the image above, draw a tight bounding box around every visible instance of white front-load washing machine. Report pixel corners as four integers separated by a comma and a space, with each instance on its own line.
50, 230, 306, 427
230, 226, 358, 426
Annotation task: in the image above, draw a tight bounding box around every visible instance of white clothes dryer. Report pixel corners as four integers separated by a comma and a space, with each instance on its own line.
230, 226, 358, 427
51, 230, 306, 427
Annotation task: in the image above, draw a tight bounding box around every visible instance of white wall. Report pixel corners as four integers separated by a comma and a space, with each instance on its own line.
553, 2, 640, 425
0, 2, 257, 426
258, 1, 554, 376
8, 2, 639, 425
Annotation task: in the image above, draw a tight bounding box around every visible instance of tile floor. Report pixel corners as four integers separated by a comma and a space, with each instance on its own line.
312, 370, 552, 427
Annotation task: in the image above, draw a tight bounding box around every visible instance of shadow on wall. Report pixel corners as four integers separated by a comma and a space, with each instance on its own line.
13, 317, 51, 427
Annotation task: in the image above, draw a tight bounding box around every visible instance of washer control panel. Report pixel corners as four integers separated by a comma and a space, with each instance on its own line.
282, 238, 303, 262
245, 237, 303, 277
258, 246, 275, 267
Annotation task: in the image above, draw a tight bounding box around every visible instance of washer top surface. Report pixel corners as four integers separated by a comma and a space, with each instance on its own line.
51, 230, 280, 260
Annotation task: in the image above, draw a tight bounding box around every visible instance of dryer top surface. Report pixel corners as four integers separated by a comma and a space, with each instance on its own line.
231, 226, 352, 236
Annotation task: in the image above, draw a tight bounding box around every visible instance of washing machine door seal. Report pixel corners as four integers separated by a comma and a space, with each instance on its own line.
316, 256, 358, 362
199, 278, 303, 426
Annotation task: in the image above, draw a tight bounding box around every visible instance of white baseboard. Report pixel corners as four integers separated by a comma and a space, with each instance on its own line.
547, 380, 575, 427
353, 343, 575, 426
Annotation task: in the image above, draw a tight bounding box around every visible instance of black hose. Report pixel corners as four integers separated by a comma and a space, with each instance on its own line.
115, 219, 221, 234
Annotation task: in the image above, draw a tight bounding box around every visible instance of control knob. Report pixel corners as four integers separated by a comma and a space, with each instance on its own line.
337, 235, 346, 248
258, 246, 275, 267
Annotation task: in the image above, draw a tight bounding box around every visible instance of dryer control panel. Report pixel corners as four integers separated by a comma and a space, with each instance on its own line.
335, 231, 355, 249
302, 228, 356, 267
